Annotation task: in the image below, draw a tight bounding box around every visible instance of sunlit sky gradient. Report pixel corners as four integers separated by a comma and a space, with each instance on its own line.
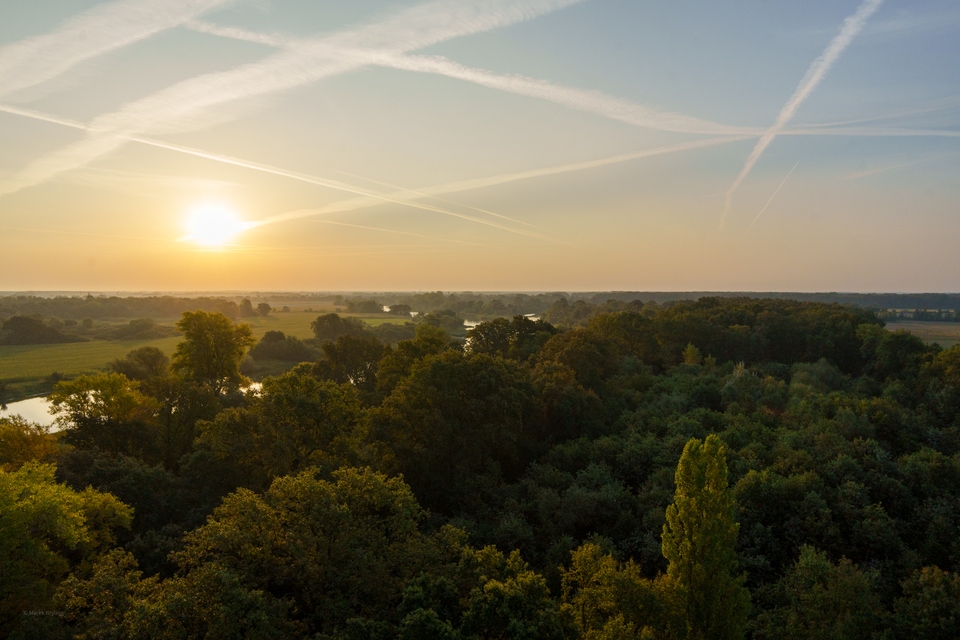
1, 0, 959, 292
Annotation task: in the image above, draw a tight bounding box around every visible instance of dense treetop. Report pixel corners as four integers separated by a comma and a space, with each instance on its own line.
2, 296, 960, 638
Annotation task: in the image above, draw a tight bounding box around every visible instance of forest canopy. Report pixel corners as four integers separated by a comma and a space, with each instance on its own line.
3, 296, 960, 638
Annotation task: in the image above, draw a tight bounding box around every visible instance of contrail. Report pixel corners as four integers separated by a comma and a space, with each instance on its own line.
747, 161, 799, 232
0, 0, 584, 197
720, 0, 884, 228
0, 103, 542, 238
371, 54, 755, 135
187, 19, 753, 136
842, 153, 953, 180
794, 97, 960, 129
263, 219, 490, 247
0, 0, 234, 99
783, 126, 960, 138
332, 169, 543, 229
260, 136, 752, 227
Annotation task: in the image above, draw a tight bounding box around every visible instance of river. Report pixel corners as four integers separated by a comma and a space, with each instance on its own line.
1, 382, 264, 428
1, 396, 55, 426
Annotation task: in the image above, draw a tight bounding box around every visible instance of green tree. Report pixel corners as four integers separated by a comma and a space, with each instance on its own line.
460, 547, 568, 640
238, 298, 255, 317
468, 317, 513, 357
682, 343, 703, 366
198, 366, 362, 484
170, 311, 255, 395
320, 333, 385, 393
257, 302, 272, 317
151, 375, 220, 471
49, 373, 158, 458
108, 346, 170, 386
893, 566, 960, 639
311, 313, 368, 342
369, 351, 535, 514
661, 435, 749, 640
560, 543, 662, 639
467, 316, 555, 361
0, 463, 132, 635
55, 548, 293, 640
171, 467, 453, 637
751, 546, 882, 640
0, 416, 59, 471
375, 323, 452, 394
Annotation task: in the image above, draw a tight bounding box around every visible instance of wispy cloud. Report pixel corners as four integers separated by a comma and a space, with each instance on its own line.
64, 166, 240, 195
842, 153, 954, 181
0, 103, 542, 238
720, 0, 884, 228
747, 161, 798, 232
259, 136, 751, 227
859, 7, 960, 39
188, 19, 752, 136
783, 126, 960, 139
0, 0, 234, 100
0, 0, 584, 197
792, 97, 960, 129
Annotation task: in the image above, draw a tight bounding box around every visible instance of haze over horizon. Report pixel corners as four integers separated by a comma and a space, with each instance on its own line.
2, 0, 959, 292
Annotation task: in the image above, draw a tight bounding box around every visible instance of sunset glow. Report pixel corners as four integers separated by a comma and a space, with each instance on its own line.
183, 205, 247, 248
0, 0, 958, 291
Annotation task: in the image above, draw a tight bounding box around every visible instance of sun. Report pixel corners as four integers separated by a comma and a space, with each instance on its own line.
183, 204, 248, 247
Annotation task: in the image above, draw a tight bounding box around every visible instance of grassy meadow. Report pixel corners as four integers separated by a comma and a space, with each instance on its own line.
0, 309, 410, 401
890, 320, 960, 349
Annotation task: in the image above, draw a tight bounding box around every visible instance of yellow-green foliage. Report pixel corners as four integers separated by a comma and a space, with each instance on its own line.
0, 416, 60, 470
561, 543, 662, 639
662, 435, 750, 640
0, 463, 132, 633
49, 373, 155, 430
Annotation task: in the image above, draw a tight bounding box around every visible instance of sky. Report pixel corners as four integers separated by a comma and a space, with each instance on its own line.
1, 0, 958, 292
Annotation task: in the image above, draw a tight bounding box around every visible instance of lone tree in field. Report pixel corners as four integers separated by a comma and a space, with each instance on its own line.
662, 434, 749, 640
171, 311, 255, 395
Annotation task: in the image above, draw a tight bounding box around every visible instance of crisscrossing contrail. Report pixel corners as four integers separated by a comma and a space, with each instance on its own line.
720, 0, 884, 229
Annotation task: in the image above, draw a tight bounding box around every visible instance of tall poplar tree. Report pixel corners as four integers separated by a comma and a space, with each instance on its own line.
662, 434, 749, 640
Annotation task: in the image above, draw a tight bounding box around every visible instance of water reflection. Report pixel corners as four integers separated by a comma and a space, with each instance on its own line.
1, 396, 54, 426
0, 381, 264, 428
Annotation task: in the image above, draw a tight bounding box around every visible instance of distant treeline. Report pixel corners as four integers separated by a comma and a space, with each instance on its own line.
337, 291, 569, 318
0, 295, 276, 322
883, 309, 960, 322
4, 292, 960, 328
339, 291, 960, 319
574, 291, 960, 310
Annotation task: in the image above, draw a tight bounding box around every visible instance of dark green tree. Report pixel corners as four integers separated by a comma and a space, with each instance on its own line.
468, 317, 513, 357
751, 546, 882, 640
893, 566, 960, 639
320, 333, 384, 393
238, 298, 255, 317
311, 313, 368, 342
108, 346, 170, 392
369, 351, 535, 514
198, 366, 362, 484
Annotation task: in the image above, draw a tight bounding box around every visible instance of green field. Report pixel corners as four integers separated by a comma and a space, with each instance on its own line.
889, 321, 960, 349
0, 311, 410, 389
0, 337, 183, 381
